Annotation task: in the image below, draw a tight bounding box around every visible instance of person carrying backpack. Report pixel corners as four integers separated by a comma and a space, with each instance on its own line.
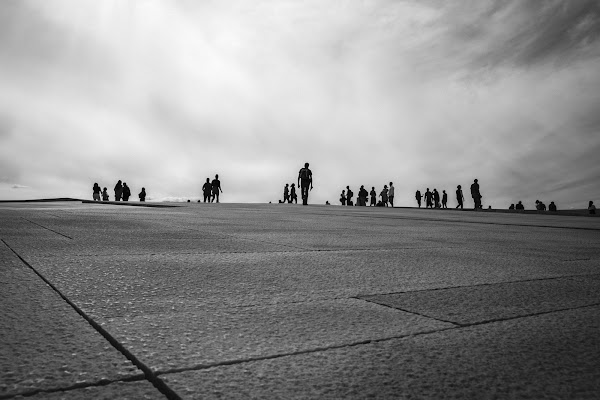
297, 162, 313, 205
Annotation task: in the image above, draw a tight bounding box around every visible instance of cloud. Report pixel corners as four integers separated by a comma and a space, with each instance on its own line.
0, 0, 599, 208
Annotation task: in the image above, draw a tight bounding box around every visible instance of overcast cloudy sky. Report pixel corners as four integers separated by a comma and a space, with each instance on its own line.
1, 0, 599, 208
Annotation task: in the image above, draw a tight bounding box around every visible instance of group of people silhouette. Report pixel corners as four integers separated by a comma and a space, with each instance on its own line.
92, 165, 596, 213
414, 179, 481, 210
339, 182, 395, 207
92, 181, 146, 202
201, 174, 223, 203
280, 163, 313, 205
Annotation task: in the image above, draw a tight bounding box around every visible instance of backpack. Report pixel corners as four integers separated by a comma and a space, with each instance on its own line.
299, 168, 310, 180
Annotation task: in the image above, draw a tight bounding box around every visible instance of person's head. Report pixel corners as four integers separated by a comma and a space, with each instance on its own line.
291, 183, 295, 187
285, 183, 288, 186
590, 200, 594, 207
384, 185, 388, 188
123, 182, 127, 186
434, 188, 437, 192
215, 174, 219, 179
347, 185, 349, 189
474, 179, 478, 183
206, 178, 210, 182
457, 185, 461, 189
360, 185, 364, 189
305, 162, 309, 168
118, 180, 122, 184
443, 190, 446, 193
372, 187, 375, 190
142, 187, 145, 191
103, 187, 107, 191
518, 201, 522, 204
426, 187, 430, 191
342, 190, 345, 194
535, 200, 539, 204
390, 182, 393, 186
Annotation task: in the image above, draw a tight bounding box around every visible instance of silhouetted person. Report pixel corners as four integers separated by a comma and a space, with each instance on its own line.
358, 185, 368, 206
388, 182, 395, 207
455, 185, 464, 209
346, 186, 354, 206
548, 201, 557, 212
535, 200, 546, 211
370, 187, 377, 206
114, 180, 123, 201
470, 179, 482, 209
283, 184, 290, 203
290, 183, 297, 203
202, 178, 211, 202
325, 201, 330, 205
509, 204, 515, 210
102, 187, 109, 201
298, 163, 313, 205
433, 189, 440, 208
380, 185, 389, 207
92, 183, 101, 201
424, 188, 433, 208
340, 190, 346, 205
589, 201, 596, 214
442, 190, 448, 208
139, 187, 146, 202
516, 201, 524, 210
211, 174, 222, 203
122, 183, 131, 201
415, 190, 422, 208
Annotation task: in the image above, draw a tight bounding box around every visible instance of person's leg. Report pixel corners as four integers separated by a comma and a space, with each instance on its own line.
389, 196, 394, 207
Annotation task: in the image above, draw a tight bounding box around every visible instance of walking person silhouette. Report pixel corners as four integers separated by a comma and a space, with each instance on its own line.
424, 188, 433, 208
455, 185, 464, 209
283, 184, 290, 203
298, 163, 313, 205
290, 183, 298, 204
211, 174, 223, 203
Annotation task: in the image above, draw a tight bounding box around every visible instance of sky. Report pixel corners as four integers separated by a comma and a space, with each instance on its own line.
1, 0, 599, 208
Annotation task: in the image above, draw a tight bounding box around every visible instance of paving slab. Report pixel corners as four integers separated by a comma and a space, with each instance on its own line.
2, 202, 600, 399
360, 274, 600, 325
0, 244, 143, 398
100, 298, 453, 372
22, 247, 600, 320
14, 380, 164, 400
161, 306, 600, 399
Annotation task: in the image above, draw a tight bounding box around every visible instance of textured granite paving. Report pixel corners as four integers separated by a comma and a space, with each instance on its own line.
1, 202, 599, 399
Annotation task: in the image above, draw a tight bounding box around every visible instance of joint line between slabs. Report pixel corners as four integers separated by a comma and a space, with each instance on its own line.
0, 374, 147, 400
358, 272, 600, 298
153, 302, 600, 378
0, 239, 183, 400
354, 296, 461, 326
19, 217, 73, 239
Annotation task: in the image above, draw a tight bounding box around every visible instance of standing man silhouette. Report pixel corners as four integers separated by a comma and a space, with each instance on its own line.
211, 174, 223, 203
415, 190, 422, 208
470, 179, 481, 210
388, 182, 395, 207
298, 162, 313, 205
